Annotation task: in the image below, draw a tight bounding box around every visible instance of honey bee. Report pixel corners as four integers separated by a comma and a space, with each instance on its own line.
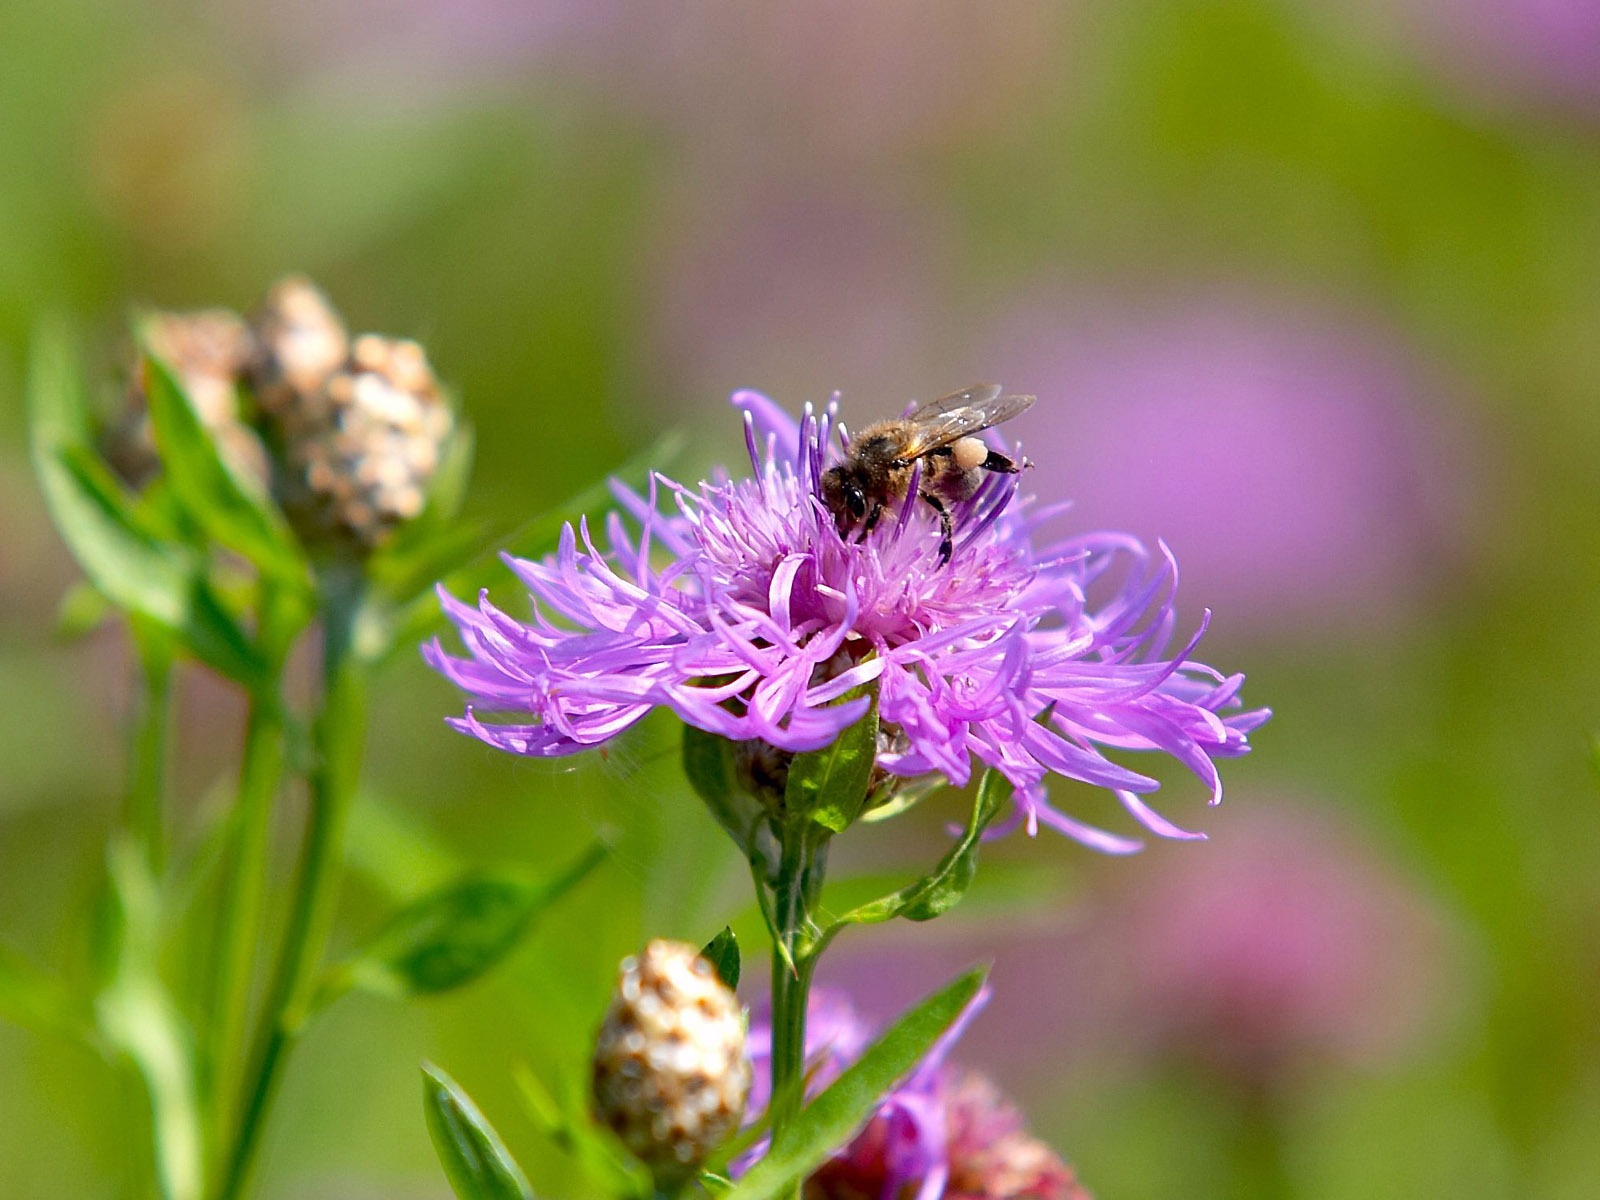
821, 383, 1036, 564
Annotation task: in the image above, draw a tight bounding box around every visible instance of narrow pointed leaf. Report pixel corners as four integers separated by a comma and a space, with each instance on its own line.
700, 926, 741, 991
724, 967, 989, 1200
27, 325, 263, 686
426, 417, 475, 522
423, 1063, 534, 1200
139, 349, 306, 583
327, 843, 605, 1003
831, 771, 1010, 929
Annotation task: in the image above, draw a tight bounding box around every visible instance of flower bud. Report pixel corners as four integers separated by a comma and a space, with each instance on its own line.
248, 278, 452, 550
592, 940, 750, 1182
106, 308, 266, 490
248, 275, 348, 421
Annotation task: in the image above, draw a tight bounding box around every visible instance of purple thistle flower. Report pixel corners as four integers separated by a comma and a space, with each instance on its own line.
425, 391, 1268, 852
743, 989, 1091, 1200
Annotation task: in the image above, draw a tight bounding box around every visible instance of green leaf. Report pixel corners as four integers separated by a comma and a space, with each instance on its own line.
786, 681, 878, 834
725, 967, 989, 1200
0, 943, 92, 1041
423, 1062, 535, 1200
95, 841, 203, 1200
139, 348, 307, 584
427, 417, 475, 522
26, 324, 265, 687
829, 771, 1010, 929
700, 926, 741, 991
327, 843, 605, 1002
901, 772, 1009, 921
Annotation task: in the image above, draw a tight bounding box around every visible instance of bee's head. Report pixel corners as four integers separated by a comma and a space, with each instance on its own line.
820, 464, 867, 530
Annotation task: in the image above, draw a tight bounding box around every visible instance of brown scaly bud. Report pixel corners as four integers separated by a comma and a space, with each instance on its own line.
106, 308, 267, 490
248, 278, 452, 551
247, 275, 349, 424
592, 940, 750, 1183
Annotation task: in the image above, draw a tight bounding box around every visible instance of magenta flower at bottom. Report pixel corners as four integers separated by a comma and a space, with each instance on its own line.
425, 390, 1267, 851
743, 989, 1090, 1200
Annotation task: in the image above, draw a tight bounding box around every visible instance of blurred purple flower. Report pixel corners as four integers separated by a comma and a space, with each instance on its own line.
221, 0, 625, 89
744, 989, 1090, 1200
624, 3, 1072, 163
979, 292, 1472, 631
1380, 0, 1600, 117
426, 391, 1267, 852
1088, 800, 1462, 1091
227, 0, 1069, 144
652, 187, 952, 412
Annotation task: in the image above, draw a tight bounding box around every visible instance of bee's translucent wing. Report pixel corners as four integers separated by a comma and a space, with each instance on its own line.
908, 383, 1005, 418
898, 384, 1036, 457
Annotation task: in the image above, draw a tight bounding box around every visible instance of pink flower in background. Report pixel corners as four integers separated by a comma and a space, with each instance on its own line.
743, 990, 1091, 1200
220, 0, 624, 88
1376, 0, 1600, 117
978, 291, 1474, 632
621, 2, 1071, 163
1090, 800, 1462, 1090
650, 185, 954, 413
817, 795, 1463, 1102
225, 0, 1069, 146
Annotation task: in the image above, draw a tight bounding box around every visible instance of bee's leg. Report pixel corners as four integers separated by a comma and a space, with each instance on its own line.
859, 501, 886, 540
920, 491, 954, 564
981, 449, 1024, 474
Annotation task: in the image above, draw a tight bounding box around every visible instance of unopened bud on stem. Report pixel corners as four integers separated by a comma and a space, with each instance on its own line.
249, 277, 452, 551
592, 940, 750, 1184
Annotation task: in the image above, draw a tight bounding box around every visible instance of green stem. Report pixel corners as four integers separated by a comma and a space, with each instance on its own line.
126, 622, 175, 876
213, 569, 366, 1200
1228, 1080, 1293, 1200
766, 822, 827, 1156
204, 581, 298, 1162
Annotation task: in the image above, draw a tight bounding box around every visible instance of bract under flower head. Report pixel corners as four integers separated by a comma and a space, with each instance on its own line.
425, 391, 1268, 852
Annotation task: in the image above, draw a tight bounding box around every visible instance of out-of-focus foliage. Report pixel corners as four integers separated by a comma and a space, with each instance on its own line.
3, 1, 1600, 1198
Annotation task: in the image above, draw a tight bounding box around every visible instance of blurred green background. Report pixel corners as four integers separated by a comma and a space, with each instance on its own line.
4, 1, 1600, 1197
